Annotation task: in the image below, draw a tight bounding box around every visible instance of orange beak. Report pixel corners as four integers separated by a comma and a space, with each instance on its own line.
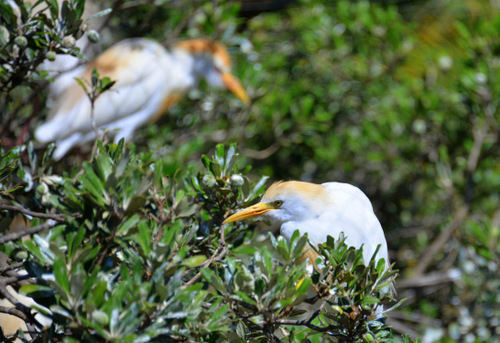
221, 72, 250, 105
222, 202, 275, 224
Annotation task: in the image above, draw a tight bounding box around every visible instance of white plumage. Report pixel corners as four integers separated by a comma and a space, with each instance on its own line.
223, 181, 390, 267
35, 38, 249, 160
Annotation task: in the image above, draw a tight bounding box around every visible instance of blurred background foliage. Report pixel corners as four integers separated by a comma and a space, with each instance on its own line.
1, 0, 499, 342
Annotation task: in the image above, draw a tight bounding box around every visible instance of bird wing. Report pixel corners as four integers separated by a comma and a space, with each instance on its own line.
318, 182, 390, 265
36, 38, 186, 143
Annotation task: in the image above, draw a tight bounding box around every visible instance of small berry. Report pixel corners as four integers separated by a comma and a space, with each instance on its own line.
0, 26, 9, 47
230, 174, 244, 187
36, 182, 49, 195
202, 175, 217, 188
14, 35, 28, 48
87, 30, 100, 43
46, 51, 57, 61
63, 36, 76, 48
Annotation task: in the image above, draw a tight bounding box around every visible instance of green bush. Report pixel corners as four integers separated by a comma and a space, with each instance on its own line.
1, 142, 405, 342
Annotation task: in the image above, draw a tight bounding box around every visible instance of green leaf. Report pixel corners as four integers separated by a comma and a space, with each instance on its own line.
75, 0, 85, 17
201, 268, 225, 293
236, 320, 246, 341
91, 67, 99, 86
47, 0, 58, 20
53, 257, 70, 294
67, 226, 86, 261
295, 277, 311, 294
19, 284, 54, 297
201, 155, 211, 171
41, 143, 55, 168
70, 263, 85, 298
74, 77, 90, 96
117, 214, 141, 235
254, 278, 266, 296
215, 144, 225, 166
61, 0, 75, 24
17, 168, 33, 191
235, 291, 257, 305
184, 255, 207, 268
136, 220, 152, 255
79, 161, 108, 207
224, 144, 238, 172
244, 176, 269, 203
209, 161, 222, 177
27, 141, 37, 171
95, 152, 113, 180
361, 296, 380, 305
87, 8, 112, 21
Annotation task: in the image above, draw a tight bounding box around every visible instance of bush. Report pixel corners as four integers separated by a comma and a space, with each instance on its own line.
0, 143, 407, 342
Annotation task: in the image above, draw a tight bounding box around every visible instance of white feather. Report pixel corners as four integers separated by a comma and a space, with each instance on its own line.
262, 181, 389, 267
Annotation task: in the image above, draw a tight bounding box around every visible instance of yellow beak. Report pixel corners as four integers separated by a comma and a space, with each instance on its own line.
222, 202, 275, 224
221, 72, 250, 105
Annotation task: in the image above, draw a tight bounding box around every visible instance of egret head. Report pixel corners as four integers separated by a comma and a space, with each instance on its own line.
174, 39, 250, 105
223, 181, 331, 225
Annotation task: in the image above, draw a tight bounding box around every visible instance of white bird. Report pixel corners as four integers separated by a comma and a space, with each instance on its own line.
223, 181, 390, 269
35, 38, 250, 160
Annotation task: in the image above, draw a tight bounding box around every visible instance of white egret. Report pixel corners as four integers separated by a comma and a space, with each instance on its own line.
35, 38, 249, 160
223, 181, 390, 268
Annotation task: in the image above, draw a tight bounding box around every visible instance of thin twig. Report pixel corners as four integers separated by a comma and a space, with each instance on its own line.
396, 270, 461, 289
0, 222, 55, 244
0, 203, 66, 222
414, 117, 489, 276
0, 281, 42, 329
182, 225, 227, 289
273, 309, 342, 333
95, 217, 119, 267
0, 262, 24, 273
96, 0, 126, 33
0, 305, 29, 321
243, 143, 280, 160
387, 317, 420, 340
0, 275, 30, 285
163, 9, 198, 47
90, 98, 99, 162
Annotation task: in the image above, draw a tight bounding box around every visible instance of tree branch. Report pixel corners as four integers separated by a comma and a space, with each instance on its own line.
182, 225, 227, 289
273, 310, 342, 333
0, 305, 29, 322
397, 269, 461, 289
414, 116, 490, 276
0, 222, 56, 244
0, 262, 24, 273
0, 281, 43, 329
0, 203, 66, 222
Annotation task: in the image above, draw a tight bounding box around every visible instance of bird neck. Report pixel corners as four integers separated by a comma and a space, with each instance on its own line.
172, 48, 212, 77
169, 48, 200, 88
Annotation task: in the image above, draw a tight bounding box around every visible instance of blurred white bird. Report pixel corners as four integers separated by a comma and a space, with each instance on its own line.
223, 181, 390, 269
35, 38, 250, 160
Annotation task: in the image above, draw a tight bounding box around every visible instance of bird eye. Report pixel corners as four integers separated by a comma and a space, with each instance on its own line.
273, 200, 283, 208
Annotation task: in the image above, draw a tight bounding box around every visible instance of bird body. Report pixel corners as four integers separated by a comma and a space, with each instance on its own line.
223, 181, 389, 267
35, 38, 249, 160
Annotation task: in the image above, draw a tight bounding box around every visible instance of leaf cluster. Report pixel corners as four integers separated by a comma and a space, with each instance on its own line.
0, 0, 86, 92
0, 143, 409, 342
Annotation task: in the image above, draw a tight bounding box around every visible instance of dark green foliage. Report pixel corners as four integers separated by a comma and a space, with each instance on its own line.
0, 143, 402, 342
0, 0, 86, 92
